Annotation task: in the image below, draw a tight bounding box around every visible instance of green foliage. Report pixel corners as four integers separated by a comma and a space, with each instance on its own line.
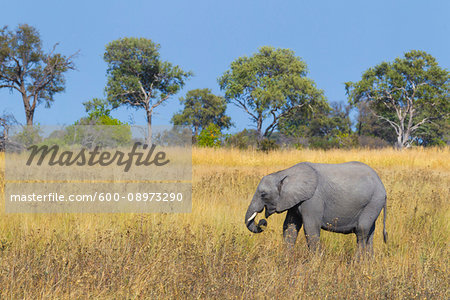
258, 138, 280, 152
63, 122, 131, 147
334, 132, 358, 149
35, 137, 67, 148
54, 98, 132, 147
413, 118, 449, 147
218, 46, 326, 139
346, 50, 449, 149
0, 24, 76, 125
355, 101, 396, 145
308, 136, 336, 150
307, 133, 358, 150
153, 126, 192, 147
80, 97, 125, 125
279, 101, 354, 149
197, 123, 222, 148
10, 125, 42, 147
171, 89, 232, 140
83, 98, 112, 119
223, 101, 357, 150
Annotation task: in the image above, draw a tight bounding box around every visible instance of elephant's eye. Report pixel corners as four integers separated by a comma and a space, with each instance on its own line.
260, 191, 267, 198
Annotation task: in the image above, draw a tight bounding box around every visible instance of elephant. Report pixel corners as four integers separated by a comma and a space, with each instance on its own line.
245, 161, 387, 254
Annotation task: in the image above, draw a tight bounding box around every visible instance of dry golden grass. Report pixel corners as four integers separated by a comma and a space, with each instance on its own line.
0, 148, 449, 299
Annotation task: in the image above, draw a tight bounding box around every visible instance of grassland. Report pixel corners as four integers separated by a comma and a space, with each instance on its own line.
0, 148, 449, 299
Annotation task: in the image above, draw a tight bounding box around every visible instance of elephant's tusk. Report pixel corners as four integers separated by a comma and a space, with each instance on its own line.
247, 212, 257, 223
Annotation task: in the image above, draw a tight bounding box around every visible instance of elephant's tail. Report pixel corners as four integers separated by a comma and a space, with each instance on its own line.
383, 197, 388, 243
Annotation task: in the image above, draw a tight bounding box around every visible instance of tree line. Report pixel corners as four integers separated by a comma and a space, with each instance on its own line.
1, 24, 449, 150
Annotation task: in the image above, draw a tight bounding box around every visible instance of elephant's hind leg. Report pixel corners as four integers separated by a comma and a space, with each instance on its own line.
356, 222, 375, 259
356, 194, 384, 257
366, 225, 375, 256
283, 207, 302, 247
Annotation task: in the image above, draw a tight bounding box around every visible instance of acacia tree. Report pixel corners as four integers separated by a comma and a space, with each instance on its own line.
346, 50, 449, 149
218, 46, 326, 140
0, 24, 77, 125
171, 88, 232, 141
104, 37, 192, 143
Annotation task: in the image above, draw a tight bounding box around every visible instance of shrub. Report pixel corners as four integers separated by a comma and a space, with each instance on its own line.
197, 124, 222, 147
258, 138, 280, 152
223, 129, 258, 149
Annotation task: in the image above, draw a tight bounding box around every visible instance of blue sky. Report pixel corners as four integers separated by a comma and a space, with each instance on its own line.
1, 0, 449, 133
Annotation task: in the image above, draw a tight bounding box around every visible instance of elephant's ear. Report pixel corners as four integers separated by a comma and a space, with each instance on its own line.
276, 163, 318, 212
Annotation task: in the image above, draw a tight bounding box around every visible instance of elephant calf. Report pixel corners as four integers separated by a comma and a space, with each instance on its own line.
245, 161, 387, 254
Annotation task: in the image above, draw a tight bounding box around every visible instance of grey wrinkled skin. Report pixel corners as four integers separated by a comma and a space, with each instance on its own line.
245, 161, 387, 255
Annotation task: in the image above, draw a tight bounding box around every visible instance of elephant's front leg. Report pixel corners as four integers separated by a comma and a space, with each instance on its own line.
299, 200, 322, 252
283, 207, 302, 247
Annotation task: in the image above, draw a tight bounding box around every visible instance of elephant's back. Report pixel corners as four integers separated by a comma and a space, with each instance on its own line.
308, 161, 384, 190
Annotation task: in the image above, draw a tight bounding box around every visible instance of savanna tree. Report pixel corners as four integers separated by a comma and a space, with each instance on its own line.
218, 46, 326, 141
346, 50, 449, 149
104, 37, 192, 143
171, 88, 232, 141
0, 24, 77, 125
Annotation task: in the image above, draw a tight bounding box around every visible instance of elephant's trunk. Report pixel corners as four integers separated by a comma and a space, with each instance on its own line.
245, 197, 267, 233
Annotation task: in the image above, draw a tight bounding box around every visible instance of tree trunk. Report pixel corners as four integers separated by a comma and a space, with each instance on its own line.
193, 124, 199, 144
395, 139, 403, 150
256, 115, 263, 142
25, 111, 34, 126
146, 109, 152, 145
22, 94, 34, 126
395, 129, 411, 150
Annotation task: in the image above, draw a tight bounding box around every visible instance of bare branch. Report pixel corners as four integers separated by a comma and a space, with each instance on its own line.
409, 117, 430, 133
0, 72, 21, 87
262, 103, 307, 137
121, 97, 144, 108
382, 89, 405, 122
139, 81, 148, 102
263, 109, 280, 137
31, 50, 77, 95
0, 84, 22, 93
232, 97, 258, 121
279, 103, 306, 118
367, 104, 401, 136
149, 94, 170, 114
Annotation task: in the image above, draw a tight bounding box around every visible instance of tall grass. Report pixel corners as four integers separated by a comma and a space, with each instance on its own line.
0, 148, 448, 298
